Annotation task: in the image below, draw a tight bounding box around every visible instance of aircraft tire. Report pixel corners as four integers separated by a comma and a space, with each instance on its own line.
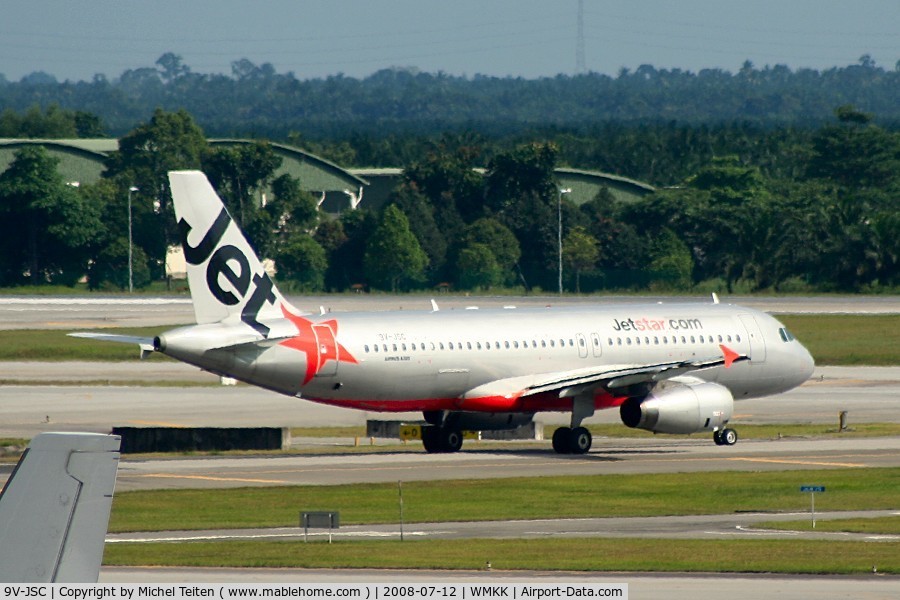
569, 427, 592, 454
441, 429, 464, 453
421, 426, 442, 453
552, 427, 572, 454
713, 430, 724, 446
721, 428, 738, 446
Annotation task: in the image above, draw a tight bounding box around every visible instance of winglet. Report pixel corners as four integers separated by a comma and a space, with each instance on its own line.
0, 433, 121, 583
719, 344, 740, 368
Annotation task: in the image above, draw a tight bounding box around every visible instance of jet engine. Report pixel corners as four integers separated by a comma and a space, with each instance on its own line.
619, 381, 734, 434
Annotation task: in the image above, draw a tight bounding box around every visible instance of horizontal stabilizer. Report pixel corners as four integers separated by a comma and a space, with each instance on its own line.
69, 332, 155, 358
0, 433, 121, 583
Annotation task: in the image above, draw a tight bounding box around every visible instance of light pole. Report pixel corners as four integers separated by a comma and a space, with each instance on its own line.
127, 186, 138, 293
558, 188, 571, 295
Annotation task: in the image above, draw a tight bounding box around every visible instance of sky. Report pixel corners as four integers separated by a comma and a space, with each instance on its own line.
1, 0, 898, 82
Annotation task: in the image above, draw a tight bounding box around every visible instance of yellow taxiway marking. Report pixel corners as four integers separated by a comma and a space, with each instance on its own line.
726, 457, 867, 468
135, 474, 290, 485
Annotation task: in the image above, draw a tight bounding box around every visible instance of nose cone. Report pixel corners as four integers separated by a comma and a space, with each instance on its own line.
792, 342, 816, 387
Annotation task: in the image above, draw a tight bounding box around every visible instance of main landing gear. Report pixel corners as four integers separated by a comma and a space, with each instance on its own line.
713, 428, 738, 446
421, 425, 464, 453
552, 396, 595, 455
551, 426, 592, 454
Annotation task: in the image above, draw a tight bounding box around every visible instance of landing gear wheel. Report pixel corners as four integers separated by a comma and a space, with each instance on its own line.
421, 426, 463, 453
421, 426, 442, 453
721, 428, 738, 446
569, 427, 592, 454
713, 430, 724, 446
552, 427, 572, 454
440, 429, 463, 453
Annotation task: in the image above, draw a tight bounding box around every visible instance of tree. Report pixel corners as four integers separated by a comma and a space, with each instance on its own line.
88, 237, 151, 290
274, 234, 327, 292
647, 228, 693, 290
389, 182, 448, 283
485, 142, 560, 290
563, 226, 599, 293
203, 141, 283, 228
455, 243, 501, 290
363, 205, 428, 291
0, 147, 103, 285
104, 109, 208, 280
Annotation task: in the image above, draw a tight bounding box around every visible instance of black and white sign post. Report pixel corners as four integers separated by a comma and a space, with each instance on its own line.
800, 485, 825, 528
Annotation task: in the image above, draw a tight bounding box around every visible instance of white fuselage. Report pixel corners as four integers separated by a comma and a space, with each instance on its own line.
159, 301, 814, 415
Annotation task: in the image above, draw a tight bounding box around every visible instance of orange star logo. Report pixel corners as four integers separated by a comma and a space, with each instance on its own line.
279, 305, 358, 384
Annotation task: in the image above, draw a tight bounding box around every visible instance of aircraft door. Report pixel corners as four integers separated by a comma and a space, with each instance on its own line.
738, 314, 767, 363
312, 323, 338, 377
590, 332, 603, 357
576, 333, 589, 358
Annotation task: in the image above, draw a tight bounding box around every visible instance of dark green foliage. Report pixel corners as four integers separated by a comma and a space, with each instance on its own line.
0, 147, 104, 285
363, 205, 428, 292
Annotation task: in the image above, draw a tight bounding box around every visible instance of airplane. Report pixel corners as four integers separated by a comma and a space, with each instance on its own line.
0, 432, 121, 583
73, 170, 815, 455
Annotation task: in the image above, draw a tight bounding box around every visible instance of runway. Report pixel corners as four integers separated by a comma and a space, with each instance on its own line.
106, 435, 900, 491
1, 365, 898, 439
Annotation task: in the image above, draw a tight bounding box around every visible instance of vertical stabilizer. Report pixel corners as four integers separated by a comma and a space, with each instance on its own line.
169, 170, 300, 334
0, 433, 121, 583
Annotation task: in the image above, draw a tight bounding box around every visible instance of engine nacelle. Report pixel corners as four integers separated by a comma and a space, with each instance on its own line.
619, 382, 733, 435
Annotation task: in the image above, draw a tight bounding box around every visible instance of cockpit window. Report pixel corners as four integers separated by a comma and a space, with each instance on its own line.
779, 327, 796, 342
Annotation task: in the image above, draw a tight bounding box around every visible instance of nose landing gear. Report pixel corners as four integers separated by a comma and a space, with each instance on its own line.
713, 428, 738, 446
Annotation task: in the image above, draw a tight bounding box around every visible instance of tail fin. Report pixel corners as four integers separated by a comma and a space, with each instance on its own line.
169, 170, 300, 336
0, 433, 121, 583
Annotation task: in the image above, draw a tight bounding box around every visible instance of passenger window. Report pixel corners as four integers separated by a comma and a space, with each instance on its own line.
364, 345, 370, 353
736, 335, 742, 342
514, 341, 519, 349
505, 341, 510, 349
626, 338, 632, 345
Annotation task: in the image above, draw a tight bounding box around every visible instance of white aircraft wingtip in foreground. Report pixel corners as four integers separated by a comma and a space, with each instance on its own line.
0, 432, 121, 583
74, 170, 816, 454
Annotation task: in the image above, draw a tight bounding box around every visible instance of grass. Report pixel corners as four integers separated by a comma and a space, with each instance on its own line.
759, 516, 900, 535
108, 467, 900, 533
779, 314, 900, 365
102, 537, 900, 574
0, 327, 168, 361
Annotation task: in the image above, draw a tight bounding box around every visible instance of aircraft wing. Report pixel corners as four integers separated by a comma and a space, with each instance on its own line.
462, 345, 748, 402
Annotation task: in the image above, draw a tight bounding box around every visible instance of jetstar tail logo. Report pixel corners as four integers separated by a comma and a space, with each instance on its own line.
279, 305, 358, 384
